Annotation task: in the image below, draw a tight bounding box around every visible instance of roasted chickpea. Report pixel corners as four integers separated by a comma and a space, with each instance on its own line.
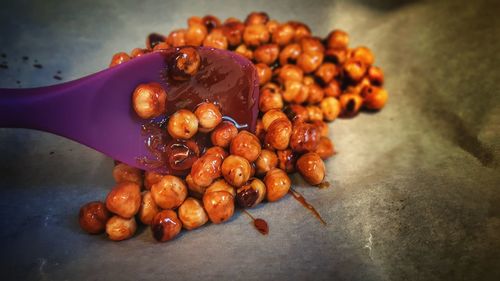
245, 11, 269, 25
326, 29, 349, 50
236, 178, 266, 208
166, 29, 186, 47
323, 80, 341, 98
306, 83, 325, 104
255, 119, 266, 143
206, 179, 236, 197
167, 109, 199, 139
255, 149, 278, 176
350, 46, 374, 66
105, 182, 141, 219
297, 51, 324, 73
151, 210, 182, 242
130, 48, 148, 58
262, 109, 288, 130
190, 153, 223, 187
106, 216, 137, 241
109, 52, 130, 67
254, 44, 279, 65
203, 190, 234, 224
367, 66, 384, 86
296, 152, 325, 185
153, 42, 170, 51
315, 63, 338, 85
284, 104, 309, 122
255, 63, 272, 85
202, 15, 221, 32
343, 59, 366, 82
146, 33, 166, 50
230, 131, 262, 162
210, 121, 238, 148
204, 146, 228, 161
264, 168, 291, 202
325, 48, 347, 65
221, 155, 252, 187
362, 86, 388, 110
186, 174, 207, 196
185, 23, 208, 46
187, 16, 203, 26
203, 28, 228, 50
178, 197, 208, 230
222, 21, 245, 47
277, 64, 304, 83
272, 23, 295, 46
138, 191, 160, 225
279, 43, 302, 65
132, 82, 167, 119
311, 120, 329, 137
170, 46, 201, 81
339, 93, 363, 117
165, 139, 200, 173
300, 37, 324, 54
259, 85, 283, 112
265, 118, 293, 150
266, 19, 280, 34
282, 80, 303, 103
277, 149, 298, 173
112, 163, 143, 185
290, 122, 320, 153
345, 77, 370, 96
315, 136, 335, 160
289, 21, 311, 41
194, 102, 222, 132
243, 24, 270, 47
320, 97, 341, 122
144, 171, 165, 190
235, 44, 254, 60
151, 175, 188, 209
79, 201, 111, 234
306, 105, 324, 122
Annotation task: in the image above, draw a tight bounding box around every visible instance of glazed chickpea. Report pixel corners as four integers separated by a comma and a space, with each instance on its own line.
254, 44, 279, 65
190, 153, 223, 187
222, 21, 245, 47
339, 93, 363, 117
315, 63, 338, 85
138, 191, 160, 225
326, 29, 349, 50
166, 29, 186, 47
343, 59, 366, 82
224, 17, 241, 24
109, 52, 130, 67
165, 139, 200, 172
315, 136, 335, 160
278, 64, 304, 83
206, 179, 236, 197
230, 131, 262, 162
203, 190, 234, 224
170, 46, 201, 81
264, 168, 291, 202
210, 121, 238, 148
185, 23, 208, 46
297, 51, 324, 73
255, 149, 278, 176
259, 85, 283, 112
203, 28, 228, 50
79, 201, 111, 234
130, 48, 148, 58
255, 119, 266, 143
105, 182, 141, 219
284, 104, 309, 122
265, 118, 292, 150
202, 15, 221, 32
153, 42, 170, 51
144, 171, 165, 190
307, 105, 324, 122
266, 19, 279, 34
194, 102, 222, 133
362, 86, 388, 110
324, 48, 347, 65
186, 174, 207, 196
167, 109, 199, 139
262, 109, 288, 130
150, 175, 188, 209
178, 197, 208, 230
345, 77, 371, 96
367, 66, 384, 86
112, 163, 143, 185
300, 37, 324, 54
146, 33, 166, 50
306, 83, 325, 104
187, 16, 203, 26
255, 63, 272, 85
277, 149, 298, 173
290, 122, 320, 153
106, 216, 137, 241
320, 97, 341, 122
279, 43, 302, 65
350, 46, 374, 66
235, 44, 254, 60
245, 11, 269, 25
311, 120, 329, 137
302, 76, 314, 86
323, 80, 341, 98
236, 178, 266, 208
272, 23, 295, 46
132, 82, 167, 119
243, 24, 270, 47
221, 155, 252, 187
289, 21, 311, 41
296, 152, 325, 185
282, 80, 303, 103
204, 146, 228, 161
151, 210, 182, 242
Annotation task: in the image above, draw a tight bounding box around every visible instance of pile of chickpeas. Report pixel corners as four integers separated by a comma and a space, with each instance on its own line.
79, 12, 388, 242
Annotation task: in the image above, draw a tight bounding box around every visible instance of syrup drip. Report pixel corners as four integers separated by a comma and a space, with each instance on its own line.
289, 188, 327, 225
242, 210, 269, 235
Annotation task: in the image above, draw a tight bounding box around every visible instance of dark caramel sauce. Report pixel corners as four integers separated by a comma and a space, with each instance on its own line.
289, 188, 327, 225
243, 210, 269, 235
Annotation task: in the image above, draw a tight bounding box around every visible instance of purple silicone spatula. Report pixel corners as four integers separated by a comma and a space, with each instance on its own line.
0, 47, 259, 173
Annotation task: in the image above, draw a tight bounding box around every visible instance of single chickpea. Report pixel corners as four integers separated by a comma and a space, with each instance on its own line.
202, 15, 221, 32
315, 63, 338, 85
367, 66, 384, 86
138, 191, 160, 225
166, 29, 186, 47
190, 153, 223, 187
326, 29, 349, 50
296, 152, 325, 185
112, 163, 143, 185
106, 216, 137, 241
187, 16, 203, 26
185, 23, 208, 46
282, 80, 303, 103
264, 168, 291, 202
204, 146, 228, 161
223, 21, 245, 47
339, 93, 363, 117
105, 182, 141, 219
109, 52, 130, 67
284, 104, 309, 122
79, 201, 111, 234
343, 59, 366, 82
151, 210, 182, 242
362, 86, 388, 110
243, 24, 270, 47
279, 43, 302, 65
259, 85, 283, 112
288, 21, 312, 41
203, 28, 228, 50
323, 80, 341, 98
297, 51, 324, 73
194, 102, 222, 133
203, 190, 234, 224
320, 97, 341, 122
300, 37, 324, 54
165, 139, 200, 172
311, 120, 329, 137
315, 136, 335, 160
144, 171, 165, 190
278, 64, 304, 83
255, 149, 278, 176
130, 48, 148, 58
132, 82, 167, 119
261, 82, 281, 93
277, 149, 298, 173
167, 109, 199, 139
255, 63, 272, 85
150, 175, 187, 209
262, 109, 288, 130
221, 155, 252, 187
178, 197, 208, 230
325, 48, 347, 65
266, 19, 280, 34
170, 46, 201, 81
236, 178, 266, 208
206, 179, 236, 197
265, 118, 293, 150
254, 44, 279, 65
255, 119, 266, 143
153, 42, 170, 51
245, 12, 269, 25
230, 131, 262, 162
350, 46, 374, 66
272, 23, 295, 46
235, 44, 254, 60
186, 174, 207, 196
290, 122, 320, 153
306, 105, 324, 122
306, 83, 325, 104
210, 121, 238, 148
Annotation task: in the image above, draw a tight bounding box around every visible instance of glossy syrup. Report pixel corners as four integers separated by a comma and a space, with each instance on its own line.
289, 188, 327, 225
243, 210, 269, 235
